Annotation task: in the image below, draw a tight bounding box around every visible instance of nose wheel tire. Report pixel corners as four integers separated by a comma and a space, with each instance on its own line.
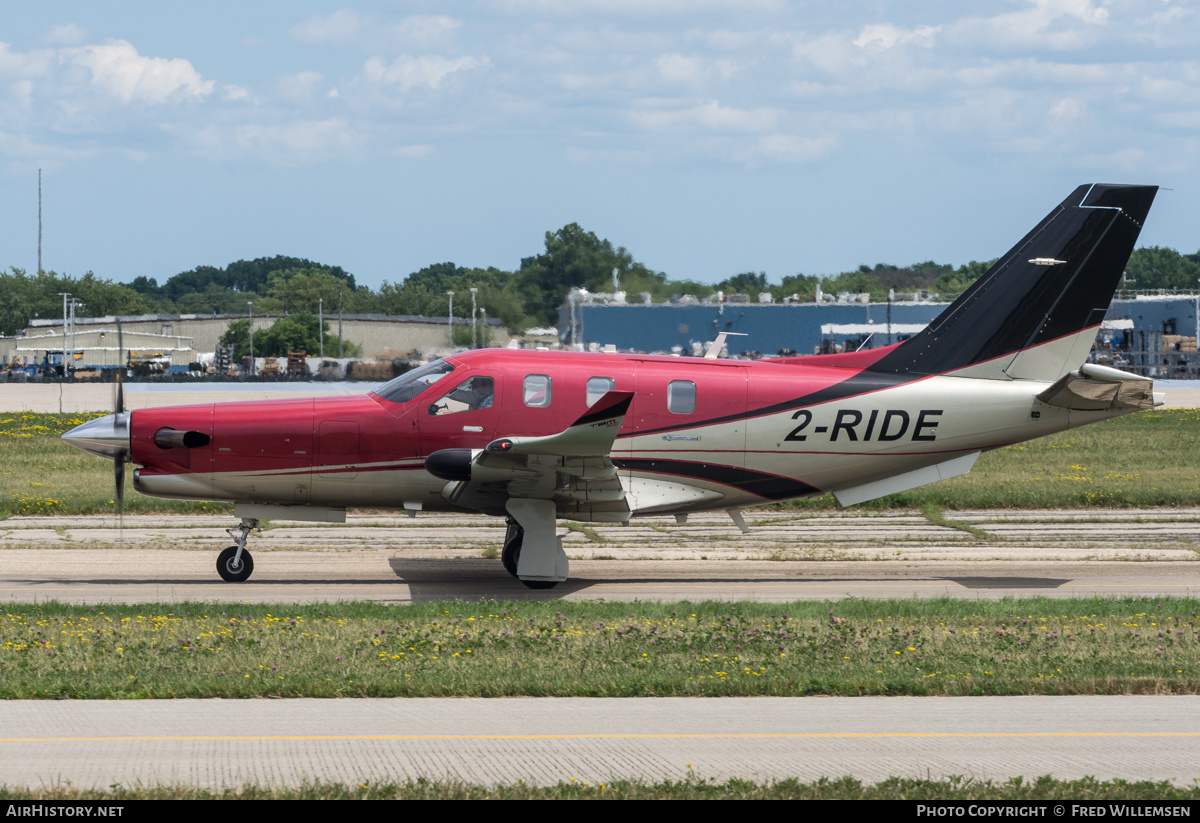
217, 545, 254, 583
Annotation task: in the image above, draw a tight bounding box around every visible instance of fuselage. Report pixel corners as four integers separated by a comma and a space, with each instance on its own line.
124, 347, 1124, 520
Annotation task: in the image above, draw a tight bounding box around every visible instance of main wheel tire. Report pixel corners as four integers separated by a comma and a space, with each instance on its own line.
521, 579, 559, 590
501, 525, 522, 578
216, 545, 254, 583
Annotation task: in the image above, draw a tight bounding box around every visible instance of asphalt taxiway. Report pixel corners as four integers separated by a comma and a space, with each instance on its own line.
0, 509, 1196, 603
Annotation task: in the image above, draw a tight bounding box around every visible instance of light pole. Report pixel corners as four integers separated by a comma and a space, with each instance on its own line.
68, 298, 82, 378
247, 301, 254, 377
446, 290, 455, 347
318, 297, 324, 359
480, 308, 487, 348
469, 287, 478, 349
57, 292, 69, 376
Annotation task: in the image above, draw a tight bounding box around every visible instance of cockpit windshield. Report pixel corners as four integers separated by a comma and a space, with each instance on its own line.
372, 359, 456, 404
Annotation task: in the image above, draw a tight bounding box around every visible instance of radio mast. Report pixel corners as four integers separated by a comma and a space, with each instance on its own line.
38, 169, 43, 273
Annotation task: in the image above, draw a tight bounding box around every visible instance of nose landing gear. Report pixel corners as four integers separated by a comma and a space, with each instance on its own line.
217, 518, 259, 582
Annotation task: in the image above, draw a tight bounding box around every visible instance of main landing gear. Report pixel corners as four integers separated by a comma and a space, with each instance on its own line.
217, 518, 259, 582
500, 500, 567, 590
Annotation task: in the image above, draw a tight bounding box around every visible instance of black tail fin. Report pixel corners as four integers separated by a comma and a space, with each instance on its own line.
870, 184, 1157, 380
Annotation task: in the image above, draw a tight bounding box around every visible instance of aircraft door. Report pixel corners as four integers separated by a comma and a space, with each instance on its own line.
417, 370, 504, 454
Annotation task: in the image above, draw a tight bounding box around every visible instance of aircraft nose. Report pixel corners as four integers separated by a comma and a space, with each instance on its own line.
62, 413, 131, 460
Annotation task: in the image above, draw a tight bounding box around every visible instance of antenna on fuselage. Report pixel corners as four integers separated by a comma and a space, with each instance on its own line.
704, 331, 747, 360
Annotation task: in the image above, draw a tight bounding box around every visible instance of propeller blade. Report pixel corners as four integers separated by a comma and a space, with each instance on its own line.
114, 374, 126, 532
114, 454, 125, 530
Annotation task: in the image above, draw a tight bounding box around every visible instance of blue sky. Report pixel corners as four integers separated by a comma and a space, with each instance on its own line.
2, 0, 1198, 290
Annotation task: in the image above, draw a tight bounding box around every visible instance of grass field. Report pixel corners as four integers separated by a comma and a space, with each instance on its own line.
4, 597, 1200, 699
3, 775, 1198, 800
3, 409, 1199, 518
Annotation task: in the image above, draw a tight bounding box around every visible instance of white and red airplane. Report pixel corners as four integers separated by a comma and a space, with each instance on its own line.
64, 184, 1161, 589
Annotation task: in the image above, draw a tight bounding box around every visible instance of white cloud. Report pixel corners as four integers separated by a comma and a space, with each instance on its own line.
1076, 146, 1147, 171
291, 10, 363, 47
221, 84, 253, 103
853, 23, 940, 51
190, 117, 366, 165
655, 53, 737, 83
45, 24, 88, 46
291, 11, 461, 51
949, 0, 1111, 50
393, 144, 435, 159
1048, 95, 1084, 132
279, 71, 325, 103
0, 43, 55, 79
493, 0, 784, 15
737, 133, 838, 164
630, 99, 778, 132
67, 40, 212, 104
361, 54, 485, 93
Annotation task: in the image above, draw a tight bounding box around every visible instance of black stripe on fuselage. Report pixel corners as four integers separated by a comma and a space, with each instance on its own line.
614, 457, 821, 501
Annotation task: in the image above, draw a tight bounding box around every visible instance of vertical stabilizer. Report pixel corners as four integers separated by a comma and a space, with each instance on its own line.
868, 184, 1157, 381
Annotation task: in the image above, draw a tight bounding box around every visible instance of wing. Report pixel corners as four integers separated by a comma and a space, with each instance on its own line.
424, 391, 634, 518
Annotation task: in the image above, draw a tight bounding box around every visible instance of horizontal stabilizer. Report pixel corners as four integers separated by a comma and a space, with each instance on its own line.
1037, 364, 1157, 411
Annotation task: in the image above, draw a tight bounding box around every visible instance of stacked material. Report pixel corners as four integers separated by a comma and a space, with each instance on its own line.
1162, 334, 1197, 352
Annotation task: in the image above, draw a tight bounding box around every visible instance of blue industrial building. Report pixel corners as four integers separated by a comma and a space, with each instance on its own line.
561, 294, 1200, 373
563, 299, 950, 356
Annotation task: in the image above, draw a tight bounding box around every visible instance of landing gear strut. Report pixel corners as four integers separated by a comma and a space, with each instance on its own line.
217, 518, 259, 582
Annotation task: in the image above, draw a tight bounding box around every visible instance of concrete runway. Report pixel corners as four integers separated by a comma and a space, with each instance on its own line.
3, 697, 1198, 789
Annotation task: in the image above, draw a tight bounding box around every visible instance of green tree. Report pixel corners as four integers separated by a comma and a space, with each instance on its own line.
0, 268, 148, 336
219, 314, 359, 361
514, 224, 667, 327
1125, 246, 1200, 291
717, 271, 769, 295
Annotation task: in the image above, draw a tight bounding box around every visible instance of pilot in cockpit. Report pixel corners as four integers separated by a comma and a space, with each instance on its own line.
450, 376, 494, 410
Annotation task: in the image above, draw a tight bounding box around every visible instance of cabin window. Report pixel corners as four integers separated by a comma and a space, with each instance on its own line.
373, 359, 455, 403
523, 374, 552, 407
429, 377, 494, 415
667, 380, 696, 414
586, 376, 615, 406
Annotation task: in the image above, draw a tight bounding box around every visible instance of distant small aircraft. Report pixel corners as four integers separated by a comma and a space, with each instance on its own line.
64, 184, 1160, 588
